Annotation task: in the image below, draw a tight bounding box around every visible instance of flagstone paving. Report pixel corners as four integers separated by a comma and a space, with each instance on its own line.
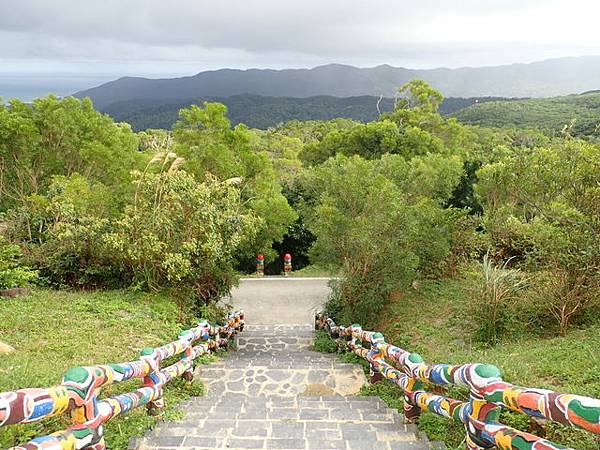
133, 325, 440, 450
132, 278, 440, 450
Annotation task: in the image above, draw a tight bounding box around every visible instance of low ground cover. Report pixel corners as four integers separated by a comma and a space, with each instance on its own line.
0, 289, 222, 449
315, 278, 600, 449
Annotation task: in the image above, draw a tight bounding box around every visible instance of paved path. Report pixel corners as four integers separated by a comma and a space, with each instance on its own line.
230, 277, 331, 325
134, 278, 434, 450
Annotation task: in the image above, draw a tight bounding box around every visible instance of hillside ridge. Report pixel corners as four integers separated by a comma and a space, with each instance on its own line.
75, 56, 600, 109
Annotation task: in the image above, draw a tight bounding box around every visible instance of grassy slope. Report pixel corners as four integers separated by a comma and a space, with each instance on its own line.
454, 92, 600, 136
317, 279, 600, 449
0, 289, 212, 449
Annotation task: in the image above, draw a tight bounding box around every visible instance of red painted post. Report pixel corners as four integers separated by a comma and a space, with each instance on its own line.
283, 253, 292, 276
256, 254, 265, 277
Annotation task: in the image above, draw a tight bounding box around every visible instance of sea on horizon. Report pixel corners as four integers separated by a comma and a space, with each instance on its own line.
0, 73, 119, 102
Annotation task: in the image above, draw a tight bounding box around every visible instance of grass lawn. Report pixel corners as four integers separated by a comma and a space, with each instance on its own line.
316, 278, 600, 449
0, 289, 218, 449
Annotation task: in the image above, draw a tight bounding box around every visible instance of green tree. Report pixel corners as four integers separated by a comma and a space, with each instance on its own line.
476, 138, 600, 333
303, 154, 463, 325
0, 96, 142, 211
395, 79, 443, 112
105, 168, 259, 310
248, 129, 304, 188
300, 120, 403, 165
386, 80, 478, 159
173, 103, 297, 258
305, 155, 418, 325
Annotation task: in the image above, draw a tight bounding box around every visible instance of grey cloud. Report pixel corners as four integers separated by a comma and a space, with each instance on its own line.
0, 0, 596, 74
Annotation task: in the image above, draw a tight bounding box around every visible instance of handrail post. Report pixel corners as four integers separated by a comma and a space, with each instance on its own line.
402, 353, 425, 423
466, 395, 499, 449
62, 366, 106, 450
403, 376, 423, 423
179, 329, 195, 383
140, 347, 163, 416
464, 363, 502, 449
368, 332, 385, 384
369, 364, 384, 384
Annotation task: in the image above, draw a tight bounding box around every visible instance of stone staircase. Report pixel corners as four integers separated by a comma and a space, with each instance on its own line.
133, 325, 439, 450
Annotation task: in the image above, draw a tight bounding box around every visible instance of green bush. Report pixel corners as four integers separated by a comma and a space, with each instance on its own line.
523, 268, 600, 336
476, 138, 600, 335
4, 174, 126, 289
105, 167, 259, 312
0, 236, 37, 289
313, 330, 338, 353
305, 155, 420, 326
26, 217, 127, 289
305, 153, 463, 327
173, 102, 297, 260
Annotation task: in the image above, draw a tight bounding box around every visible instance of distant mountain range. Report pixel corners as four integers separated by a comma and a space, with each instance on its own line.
103, 94, 508, 131
76, 56, 600, 111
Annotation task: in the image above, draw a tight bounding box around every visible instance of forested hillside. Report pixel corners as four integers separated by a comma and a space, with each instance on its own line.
103, 94, 506, 131
454, 91, 600, 137
75, 56, 600, 108
2, 80, 600, 449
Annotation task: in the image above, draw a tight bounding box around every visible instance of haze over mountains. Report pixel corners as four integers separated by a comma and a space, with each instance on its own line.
75, 56, 600, 111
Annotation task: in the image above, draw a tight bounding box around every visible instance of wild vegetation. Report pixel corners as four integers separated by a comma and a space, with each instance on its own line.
0, 290, 212, 449
2, 78, 600, 448
102, 94, 505, 131
454, 91, 600, 138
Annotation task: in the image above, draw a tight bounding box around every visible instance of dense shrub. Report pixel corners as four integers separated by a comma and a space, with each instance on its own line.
173, 102, 297, 261
304, 154, 461, 326
3, 174, 123, 288
0, 236, 37, 289
476, 138, 600, 334
27, 217, 126, 289
105, 167, 258, 312
524, 268, 600, 336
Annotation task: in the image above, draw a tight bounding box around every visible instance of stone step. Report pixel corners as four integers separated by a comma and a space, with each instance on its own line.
241, 325, 315, 335
148, 418, 417, 436
236, 336, 314, 352
235, 325, 315, 352
148, 414, 410, 434
207, 350, 358, 366
176, 395, 391, 416
200, 364, 366, 397
208, 356, 359, 369
135, 436, 432, 450
132, 325, 437, 450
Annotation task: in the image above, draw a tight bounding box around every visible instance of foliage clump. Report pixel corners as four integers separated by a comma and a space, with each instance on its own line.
106, 168, 258, 312
468, 255, 527, 345
0, 236, 37, 289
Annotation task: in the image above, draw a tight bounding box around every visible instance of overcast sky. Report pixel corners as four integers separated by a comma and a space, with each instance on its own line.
1, 0, 599, 76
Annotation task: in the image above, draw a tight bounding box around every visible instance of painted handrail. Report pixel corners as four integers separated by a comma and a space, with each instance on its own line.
315, 313, 600, 450
0, 311, 244, 450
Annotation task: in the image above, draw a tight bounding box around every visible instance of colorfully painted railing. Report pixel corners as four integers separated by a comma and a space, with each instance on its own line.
0, 311, 245, 450
315, 313, 600, 450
